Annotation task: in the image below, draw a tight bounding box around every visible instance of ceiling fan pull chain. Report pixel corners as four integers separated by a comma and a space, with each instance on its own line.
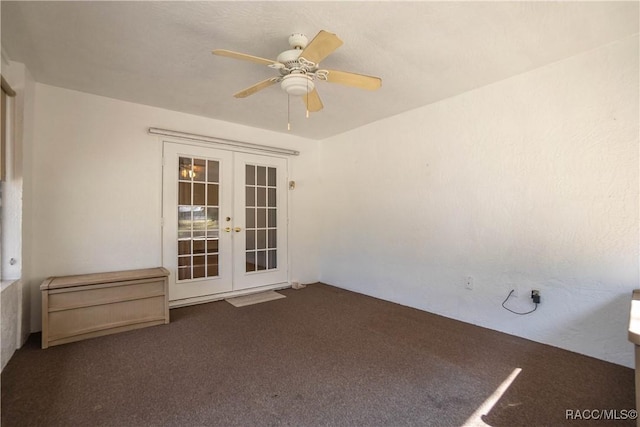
306, 78, 310, 118
287, 94, 291, 131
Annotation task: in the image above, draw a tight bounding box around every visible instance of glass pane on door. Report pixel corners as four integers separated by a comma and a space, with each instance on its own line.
177, 156, 220, 281
245, 164, 278, 272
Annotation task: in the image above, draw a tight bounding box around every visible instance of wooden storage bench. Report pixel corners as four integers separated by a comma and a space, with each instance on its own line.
41, 267, 170, 348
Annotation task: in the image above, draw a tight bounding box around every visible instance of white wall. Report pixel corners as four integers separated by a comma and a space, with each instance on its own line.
28, 84, 321, 331
319, 35, 639, 367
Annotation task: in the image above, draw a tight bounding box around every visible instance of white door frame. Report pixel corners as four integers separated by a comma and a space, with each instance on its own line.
161, 139, 290, 308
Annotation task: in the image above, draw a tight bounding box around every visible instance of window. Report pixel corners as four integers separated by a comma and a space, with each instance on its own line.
244, 164, 278, 272
177, 156, 220, 281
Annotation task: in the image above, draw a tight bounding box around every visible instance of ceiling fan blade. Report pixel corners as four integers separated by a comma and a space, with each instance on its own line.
212, 49, 277, 66
303, 88, 323, 112
233, 78, 279, 98
323, 69, 382, 91
299, 30, 343, 65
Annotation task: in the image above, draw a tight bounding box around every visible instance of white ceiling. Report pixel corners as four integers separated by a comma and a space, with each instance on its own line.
2, 1, 638, 140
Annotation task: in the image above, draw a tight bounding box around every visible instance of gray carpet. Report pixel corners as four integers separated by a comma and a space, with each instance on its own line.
1, 283, 635, 426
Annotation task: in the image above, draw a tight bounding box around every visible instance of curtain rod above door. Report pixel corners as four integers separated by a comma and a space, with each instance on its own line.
148, 127, 300, 156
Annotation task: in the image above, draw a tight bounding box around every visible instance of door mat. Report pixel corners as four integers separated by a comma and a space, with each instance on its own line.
226, 291, 286, 307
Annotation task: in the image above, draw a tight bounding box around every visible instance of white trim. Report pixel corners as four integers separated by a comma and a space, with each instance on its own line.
149, 128, 300, 156
169, 282, 291, 308
158, 136, 288, 159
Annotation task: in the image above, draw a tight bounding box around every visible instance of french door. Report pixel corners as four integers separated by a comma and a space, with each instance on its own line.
162, 142, 288, 303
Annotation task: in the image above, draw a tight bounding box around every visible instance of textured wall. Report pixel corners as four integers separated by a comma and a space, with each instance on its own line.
1, 281, 20, 370
27, 85, 321, 331
319, 35, 639, 367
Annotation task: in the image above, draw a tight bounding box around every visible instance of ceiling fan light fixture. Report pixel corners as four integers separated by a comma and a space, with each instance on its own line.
280, 74, 314, 96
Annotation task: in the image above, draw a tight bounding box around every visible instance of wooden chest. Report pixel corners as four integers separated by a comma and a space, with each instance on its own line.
40, 267, 170, 348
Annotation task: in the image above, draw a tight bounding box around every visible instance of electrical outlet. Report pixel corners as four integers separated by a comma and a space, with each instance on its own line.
466, 276, 474, 290
531, 290, 541, 304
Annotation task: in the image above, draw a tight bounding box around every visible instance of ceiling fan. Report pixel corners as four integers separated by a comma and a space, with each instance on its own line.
212, 30, 382, 116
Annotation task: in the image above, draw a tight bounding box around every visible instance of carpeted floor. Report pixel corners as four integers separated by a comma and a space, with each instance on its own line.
1, 283, 635, 426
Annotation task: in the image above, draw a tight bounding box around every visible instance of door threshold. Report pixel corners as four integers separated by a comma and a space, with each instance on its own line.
169, 282, 291, 309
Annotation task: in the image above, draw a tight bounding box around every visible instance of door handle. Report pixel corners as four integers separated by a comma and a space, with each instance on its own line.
224, 227, 231, 232
234, 227, 242, 232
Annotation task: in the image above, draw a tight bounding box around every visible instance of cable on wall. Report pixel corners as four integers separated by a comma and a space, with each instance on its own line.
501, 290, 538, 315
